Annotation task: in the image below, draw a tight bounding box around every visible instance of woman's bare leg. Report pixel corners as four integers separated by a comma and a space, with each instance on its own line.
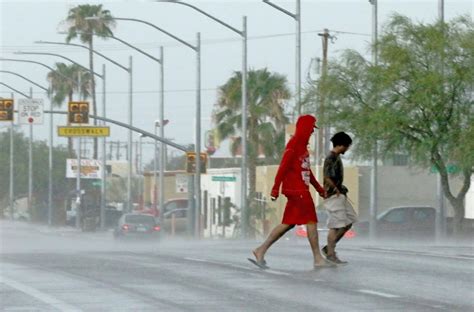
306, 223, 327, 265
253, 224, 294, 262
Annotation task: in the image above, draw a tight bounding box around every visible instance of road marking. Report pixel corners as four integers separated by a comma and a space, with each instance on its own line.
265, 269, 291, 276
184, 257, 291, 276
358, 289, 400, 298
184, 257, 209, 263
359, 247, 474, 261
1, 277, 82, 312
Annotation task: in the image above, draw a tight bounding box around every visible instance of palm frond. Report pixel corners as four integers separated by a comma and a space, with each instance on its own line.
47, 62, 92, 106
213, 68, 291, 160
64, 4, 115, 44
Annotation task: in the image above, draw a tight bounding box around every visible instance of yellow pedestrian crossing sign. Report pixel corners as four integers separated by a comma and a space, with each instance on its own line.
58, 126, 110, 137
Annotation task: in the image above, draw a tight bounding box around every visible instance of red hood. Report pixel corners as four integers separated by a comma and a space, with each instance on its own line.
293, 115, 316, 147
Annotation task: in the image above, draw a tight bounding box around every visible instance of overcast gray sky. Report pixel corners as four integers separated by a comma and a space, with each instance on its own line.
1, 0, 472, 163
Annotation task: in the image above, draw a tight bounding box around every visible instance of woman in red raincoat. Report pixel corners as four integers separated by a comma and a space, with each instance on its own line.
249, 115, 331, 269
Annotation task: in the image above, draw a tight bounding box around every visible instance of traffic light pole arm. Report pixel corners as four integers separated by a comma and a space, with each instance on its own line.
45, 110, 188, 152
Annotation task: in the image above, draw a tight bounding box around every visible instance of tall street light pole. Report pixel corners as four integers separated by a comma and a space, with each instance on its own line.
107, 16, 200, 237
154, 118, 168, 222
33, 44, 108, 226
139, 133, 145, 208
76, 72, 83, 229
369, 0, 378, 241
439, 0, 444, 23
1, 72, 49, 222
100, 64, 107, 228
0, 58, 76, 226
154, 122, 158, 214
437, 0, 446, 239
0, 70, 48, 224
157, 0, 250, 239
71, 27, 166, 219
159, 47, 165, 221
28, 87, 33, 221
263, 0, 301, 117
31, 42, 132, 212
0, 84, 26, 221
13, 50, 109, 222
0, 85, 39, 222
127, 56, 133, 212
11, 90, 15, 221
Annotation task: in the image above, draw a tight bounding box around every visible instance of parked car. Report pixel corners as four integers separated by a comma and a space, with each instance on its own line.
113, 213, 161, 239
354, 206, 436, 239
161, 199, 189, 235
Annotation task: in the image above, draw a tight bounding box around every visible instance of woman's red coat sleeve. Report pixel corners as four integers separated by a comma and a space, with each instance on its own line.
271, 148, 295, 197
310, 170, 325, 196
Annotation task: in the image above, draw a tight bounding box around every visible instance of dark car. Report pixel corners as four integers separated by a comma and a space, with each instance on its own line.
113, 213, 161, 239
354, 206, 436, 239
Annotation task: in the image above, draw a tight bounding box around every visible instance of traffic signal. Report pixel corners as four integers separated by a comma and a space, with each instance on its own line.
186, 152, 207, 174
68, 101, 89, 124
0, 99, 14, 121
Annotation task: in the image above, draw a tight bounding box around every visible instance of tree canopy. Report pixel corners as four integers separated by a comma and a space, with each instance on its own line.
315, 14, 473, 232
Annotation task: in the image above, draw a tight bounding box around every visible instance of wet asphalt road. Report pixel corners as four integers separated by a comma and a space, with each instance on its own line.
1, 221, 473, 311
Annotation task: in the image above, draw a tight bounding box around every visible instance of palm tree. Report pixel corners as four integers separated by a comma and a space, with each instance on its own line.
214, 68, 290, 225
64, 4, 115, 159
47, 62, 92, 156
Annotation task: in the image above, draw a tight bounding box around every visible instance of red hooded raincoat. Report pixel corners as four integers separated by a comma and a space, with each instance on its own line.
271, 115, 325, 224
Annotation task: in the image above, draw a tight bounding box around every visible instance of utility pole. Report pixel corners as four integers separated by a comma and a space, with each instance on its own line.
295, 0, 301, 116
263, 0, 301, 117
318, 29, 332, 161
28, 87, 33, 222
438, 0, 444, 23
48, 80, 53, 226
436, 0, 446, 240
100, 64, 107, 230
75, 72, 82, 229
127, 56, 133, 212
194, 33, 202, 239
9, 92, 14, 221
369, 0, 378, 241
312, 57, 322, 207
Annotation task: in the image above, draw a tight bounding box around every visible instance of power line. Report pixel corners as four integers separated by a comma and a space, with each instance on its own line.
330, 29, 372, 37
0, 87, 220, 95
0, 81, 301, 96
0, 28, 370, 53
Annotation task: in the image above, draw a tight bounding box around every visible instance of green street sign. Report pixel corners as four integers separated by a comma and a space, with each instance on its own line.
212, 176, 237, 182
430, 164, 459, 174
92, 181, 102, 187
